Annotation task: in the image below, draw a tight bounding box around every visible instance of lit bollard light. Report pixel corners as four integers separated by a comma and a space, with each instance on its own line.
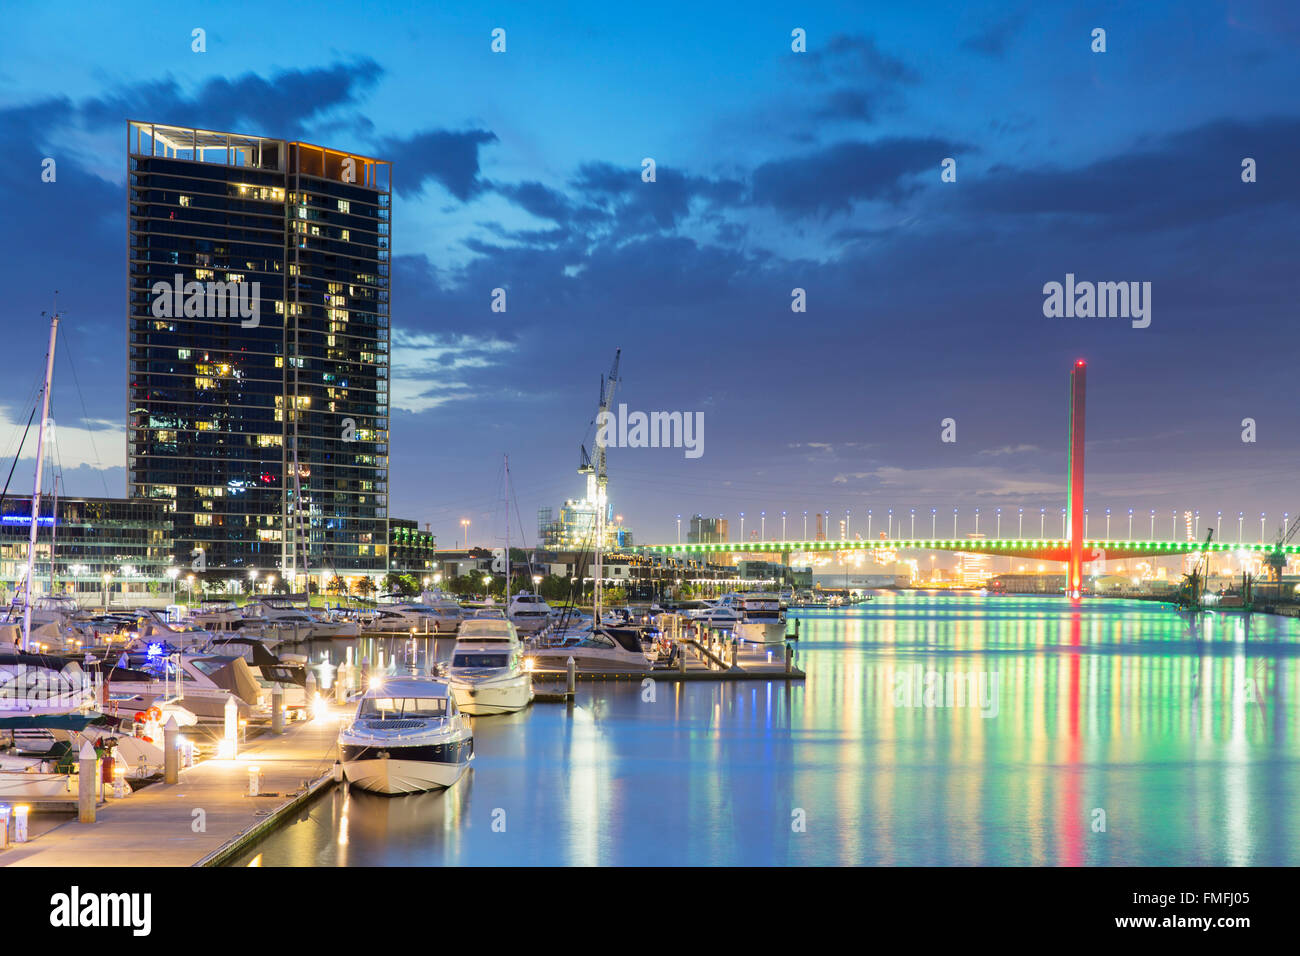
12, 805, 28, 843
0, 805, 10, 849
247, 765, 261, 797
220, 695, 239, 759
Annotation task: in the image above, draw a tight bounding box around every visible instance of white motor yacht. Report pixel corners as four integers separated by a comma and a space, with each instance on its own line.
506, 591, 552, 634
190, 600, 245, 632
527, 624, 652, 674
447, 618, 533, 715
729, 592, 787, 644
242, 598, 362, 640
339, 676, 474, 794
369, 603, 451, 634
417, 589, 466, 631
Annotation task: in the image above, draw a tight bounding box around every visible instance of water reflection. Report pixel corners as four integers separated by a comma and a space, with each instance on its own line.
231, 596, 1300, 866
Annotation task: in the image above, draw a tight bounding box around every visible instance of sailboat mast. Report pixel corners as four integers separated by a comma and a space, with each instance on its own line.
504, 454, 511, 598
23, 315, 59, 650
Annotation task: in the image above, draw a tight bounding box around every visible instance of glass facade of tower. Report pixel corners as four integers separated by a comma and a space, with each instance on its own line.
126, 122, 391, 578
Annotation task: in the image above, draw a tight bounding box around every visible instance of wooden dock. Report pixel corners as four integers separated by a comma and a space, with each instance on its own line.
0, 704, 345, 868
529, 634, 805, 687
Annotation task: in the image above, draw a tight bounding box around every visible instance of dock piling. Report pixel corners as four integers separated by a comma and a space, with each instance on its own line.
78, 741, 97, 824
784, 644, 794, 675
271, 683, 284, 735
163, 716, 180, 784
566, 656, 576, 697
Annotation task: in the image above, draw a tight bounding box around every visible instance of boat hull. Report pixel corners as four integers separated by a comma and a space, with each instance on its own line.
735, 619, 787, 644
450, 674, 533, 715
341, 740, 473, 794
528, 650, 650, 674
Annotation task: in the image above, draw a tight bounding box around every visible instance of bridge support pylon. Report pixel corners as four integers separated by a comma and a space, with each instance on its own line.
1066, 361, 1086, 598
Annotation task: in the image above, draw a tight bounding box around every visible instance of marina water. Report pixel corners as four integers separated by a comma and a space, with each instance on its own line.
232, 594, 1300, 866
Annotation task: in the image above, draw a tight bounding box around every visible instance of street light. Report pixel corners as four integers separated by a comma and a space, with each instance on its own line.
1106, 508, 1111, 539
460, 517, 470, 549
1151, 510, 1156, 538
781, 511, 786, 541
739, 512, 745, 541
868, 510, 873, 538
953, 508, 958, 537
995, 508, 1001, 538
1040, 508, 1045, 539
166, 566, 180, 603
910, 508, 915, 539
248, 568, 259, 596
761, 511, 766, 540
1018, 507, 1023, 537
102, 572, 112, 610
1128, 508, 1133, 540
802, 511, 808, 540
676, 514, 682, 544
931, 509, 937, 538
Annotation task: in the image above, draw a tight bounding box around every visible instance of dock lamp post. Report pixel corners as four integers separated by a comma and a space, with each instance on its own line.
166, 566, 180, 603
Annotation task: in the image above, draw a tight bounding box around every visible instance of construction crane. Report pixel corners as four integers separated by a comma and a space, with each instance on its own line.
1180, 528, 1214, 609
1265, 513, 1300, 600
577, 349, 620, 620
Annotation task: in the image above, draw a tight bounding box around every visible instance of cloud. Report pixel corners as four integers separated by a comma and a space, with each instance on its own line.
389, 330, 516, 414
83, 59, 383, 140
752, 137, 960, 218
382, 128, 499, 200
966, 116, 1300, 233
960, 14, 1026, 58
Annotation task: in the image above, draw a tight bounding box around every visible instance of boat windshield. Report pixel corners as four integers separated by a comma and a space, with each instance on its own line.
452, 653, 510, 668
360, 697, 449, 718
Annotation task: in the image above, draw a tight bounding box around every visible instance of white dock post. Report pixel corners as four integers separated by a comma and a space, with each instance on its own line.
785, 643, 794, 675
332, 760, 344, 783
12, 805, 27, 843
78, 741, 97, 824
163, 716, 180, 784
566, 656, 576, 697
304, 669, 317, 716
271, 683, 284, 735
223, 695, 239, 758
335, 666, 347, 703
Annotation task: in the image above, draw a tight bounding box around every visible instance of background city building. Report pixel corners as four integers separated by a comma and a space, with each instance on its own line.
126, 121, 392, 583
